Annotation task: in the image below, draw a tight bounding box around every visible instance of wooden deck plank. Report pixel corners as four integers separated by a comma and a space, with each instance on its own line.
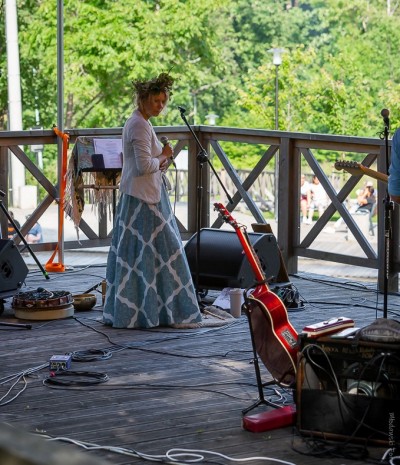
0, 266, 397, 464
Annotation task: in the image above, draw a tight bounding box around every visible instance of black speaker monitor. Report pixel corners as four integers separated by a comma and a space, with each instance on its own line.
184, 228, 280, 290
0, 240, 29, 299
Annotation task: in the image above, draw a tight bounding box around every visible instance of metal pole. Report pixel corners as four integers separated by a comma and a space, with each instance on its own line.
5, 0, 25, 207
274, 64, 279, 220
57, 0, 64, 262
275, 65, 279, 130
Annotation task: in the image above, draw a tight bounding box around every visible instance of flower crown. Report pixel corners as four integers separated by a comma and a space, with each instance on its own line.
132, 72, 174, 100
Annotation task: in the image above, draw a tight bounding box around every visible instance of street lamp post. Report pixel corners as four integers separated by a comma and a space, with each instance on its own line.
274, 65, 279, 130
268, 48, 285, 129
205, 113, 219, 125
268, 48, 285, 220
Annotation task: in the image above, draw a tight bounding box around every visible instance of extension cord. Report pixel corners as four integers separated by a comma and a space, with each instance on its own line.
242, 405, 296, 433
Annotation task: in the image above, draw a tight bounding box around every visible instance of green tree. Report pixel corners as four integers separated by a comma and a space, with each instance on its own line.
232, 0, 400, 137
2, 0, 400, 139
16, 0, 233, 130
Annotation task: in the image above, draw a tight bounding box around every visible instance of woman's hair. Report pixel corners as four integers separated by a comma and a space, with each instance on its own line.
132, 72, 174, 106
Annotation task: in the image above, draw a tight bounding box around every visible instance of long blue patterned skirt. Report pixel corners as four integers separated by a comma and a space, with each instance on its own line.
103, 187, 202, 328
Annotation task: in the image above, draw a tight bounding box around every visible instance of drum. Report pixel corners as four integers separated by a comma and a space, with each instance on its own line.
12, 289, 74, 320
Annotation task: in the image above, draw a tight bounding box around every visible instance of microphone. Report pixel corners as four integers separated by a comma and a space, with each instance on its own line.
381, 108, 390, 127
160, 136, 176, 167
178, 106, 186, 114
160, 135, 169, 146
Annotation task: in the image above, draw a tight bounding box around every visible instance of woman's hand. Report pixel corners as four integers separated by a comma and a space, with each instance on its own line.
162, 143, 174, 160
158, 143, 174, 169
159, 159, 168, 172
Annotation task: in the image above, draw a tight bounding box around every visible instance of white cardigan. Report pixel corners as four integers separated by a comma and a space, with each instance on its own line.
119, 109, 163, 204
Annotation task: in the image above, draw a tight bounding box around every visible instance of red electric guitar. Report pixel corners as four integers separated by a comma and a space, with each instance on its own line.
214, 203, 298, 386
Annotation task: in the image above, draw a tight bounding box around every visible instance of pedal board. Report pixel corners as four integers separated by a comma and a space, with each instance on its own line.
301, 317, 354, 338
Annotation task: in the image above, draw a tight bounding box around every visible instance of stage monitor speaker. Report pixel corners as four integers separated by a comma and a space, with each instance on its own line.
184, 228, 280, 290
0, 240, 29, 299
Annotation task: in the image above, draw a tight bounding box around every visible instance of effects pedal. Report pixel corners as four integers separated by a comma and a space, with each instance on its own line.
49, 354, 72, 371
301, 317, 354, 338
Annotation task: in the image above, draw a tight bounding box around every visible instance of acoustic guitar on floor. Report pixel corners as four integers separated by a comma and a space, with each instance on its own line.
334, 160, 388, 183
214, 202, 298, 386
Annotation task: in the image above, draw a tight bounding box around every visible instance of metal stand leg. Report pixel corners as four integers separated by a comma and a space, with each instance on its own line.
0, 199, 49, 280
0, 300, 32, 329
242, 302, 280, 415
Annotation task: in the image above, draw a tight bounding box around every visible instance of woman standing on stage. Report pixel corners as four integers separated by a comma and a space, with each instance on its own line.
103, 72, 202, 329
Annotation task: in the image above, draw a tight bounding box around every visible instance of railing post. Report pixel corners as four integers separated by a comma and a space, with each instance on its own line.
277, 136, 298, 275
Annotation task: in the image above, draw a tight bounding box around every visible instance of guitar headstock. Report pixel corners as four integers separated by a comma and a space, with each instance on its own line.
334, 160, 360, 171
214, 202, 239, 230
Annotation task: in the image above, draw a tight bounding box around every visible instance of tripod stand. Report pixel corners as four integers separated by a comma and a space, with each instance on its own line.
0, 193, 49, 281
178, 106, 232, 302
0, 192, 49, 327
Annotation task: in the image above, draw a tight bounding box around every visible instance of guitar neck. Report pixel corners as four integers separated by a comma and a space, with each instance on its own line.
213, 202, 268, 286
357, 164, 388, 183
234, 228, 266, 284
334, 161, 388, 183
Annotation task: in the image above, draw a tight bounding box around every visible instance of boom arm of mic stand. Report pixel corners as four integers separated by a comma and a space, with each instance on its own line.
179, 108, 233, 306
179, 109, 233, 204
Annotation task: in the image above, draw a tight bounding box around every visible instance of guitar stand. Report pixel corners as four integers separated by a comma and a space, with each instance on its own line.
242, 300, 281, 415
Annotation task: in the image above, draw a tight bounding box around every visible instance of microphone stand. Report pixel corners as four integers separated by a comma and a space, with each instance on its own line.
380, 116, 393, 319
178, 106, 233, 304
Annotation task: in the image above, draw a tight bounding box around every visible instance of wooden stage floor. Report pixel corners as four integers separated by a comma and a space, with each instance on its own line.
0, 263, 398, 465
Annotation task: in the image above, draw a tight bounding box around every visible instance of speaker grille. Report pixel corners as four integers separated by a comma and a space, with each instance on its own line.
184, 228, 280, 290
0, 240, 29, 298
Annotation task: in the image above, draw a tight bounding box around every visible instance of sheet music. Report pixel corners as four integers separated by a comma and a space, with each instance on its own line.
93, 138, 123, 169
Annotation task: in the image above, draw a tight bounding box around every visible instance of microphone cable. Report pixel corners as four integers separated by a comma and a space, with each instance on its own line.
43, 370, 109, 387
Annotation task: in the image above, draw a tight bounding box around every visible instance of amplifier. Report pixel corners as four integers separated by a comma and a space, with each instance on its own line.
296, 334, 400, 446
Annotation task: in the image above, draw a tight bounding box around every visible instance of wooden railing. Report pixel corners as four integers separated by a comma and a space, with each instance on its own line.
0, 126, 398, 291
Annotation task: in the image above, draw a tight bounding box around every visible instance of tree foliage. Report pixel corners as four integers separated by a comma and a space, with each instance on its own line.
1, 0, 400, 150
